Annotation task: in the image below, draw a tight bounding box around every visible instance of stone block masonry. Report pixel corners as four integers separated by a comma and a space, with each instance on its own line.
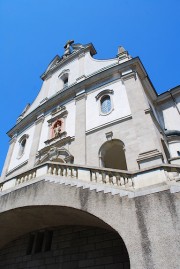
0, 226, 130, 269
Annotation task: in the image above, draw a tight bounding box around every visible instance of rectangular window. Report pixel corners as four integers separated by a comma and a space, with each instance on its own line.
44, 231, 53, 251
64, 77, 68, 88
26, 233, 35, 255
26, 230, 53, 255
34, 232, 44, 253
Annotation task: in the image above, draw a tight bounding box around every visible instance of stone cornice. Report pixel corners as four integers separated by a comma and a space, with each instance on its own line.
120, 70, 137, 81
144, 108, 165, 136
7, 57, 154, 138
156, 85, 180, 104
86, 115, 132, 135
38, 136, 73, 155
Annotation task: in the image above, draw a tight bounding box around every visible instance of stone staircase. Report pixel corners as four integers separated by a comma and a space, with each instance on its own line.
1, 161, 180, 197
44, 175, 132, 197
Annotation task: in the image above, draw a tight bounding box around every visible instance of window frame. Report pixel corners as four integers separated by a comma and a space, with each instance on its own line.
17, 134, 29, 159
58, 69, 70, 89
95, 89, 114, 116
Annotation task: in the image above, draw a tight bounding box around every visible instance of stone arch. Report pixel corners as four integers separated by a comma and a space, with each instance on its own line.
99, 139, 127, 170
0, 181, 134, 266
0, 206, 130, 268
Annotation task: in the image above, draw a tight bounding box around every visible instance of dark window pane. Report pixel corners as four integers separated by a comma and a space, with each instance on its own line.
101, 96, 111, 113
44, 231, 53, 251
26, 233, 35, 255
34, 232, 44, 253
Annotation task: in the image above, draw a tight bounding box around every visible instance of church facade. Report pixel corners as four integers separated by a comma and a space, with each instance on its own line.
0, 41, 179, 269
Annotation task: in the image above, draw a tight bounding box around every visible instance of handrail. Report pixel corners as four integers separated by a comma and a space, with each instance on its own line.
0, 162, 180, 192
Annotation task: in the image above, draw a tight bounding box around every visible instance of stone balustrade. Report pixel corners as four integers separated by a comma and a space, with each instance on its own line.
0, 162, 180, 192
90, 169, 133, 187
15, 169, 37, 185
47, 163, 78, 178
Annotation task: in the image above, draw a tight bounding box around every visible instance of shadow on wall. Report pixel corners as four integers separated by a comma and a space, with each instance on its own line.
99, 139, 127, 170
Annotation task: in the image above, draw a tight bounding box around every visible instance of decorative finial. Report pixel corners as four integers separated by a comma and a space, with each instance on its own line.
64, 40, 74, 56
117, 46, 126, 54
117, 45, 130, 61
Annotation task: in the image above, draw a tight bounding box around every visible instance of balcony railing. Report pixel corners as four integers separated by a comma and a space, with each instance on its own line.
0, 162, 180, 193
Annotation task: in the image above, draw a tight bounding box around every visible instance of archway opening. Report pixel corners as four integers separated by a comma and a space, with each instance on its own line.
0, 225, 130, 269
0, 206, 130, 268
100, 139, 127, 170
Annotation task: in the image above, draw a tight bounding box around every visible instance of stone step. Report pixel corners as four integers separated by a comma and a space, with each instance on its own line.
44, 176, 132, 197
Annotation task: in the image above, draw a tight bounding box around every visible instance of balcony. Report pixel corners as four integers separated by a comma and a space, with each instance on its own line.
0, 162, 180, 197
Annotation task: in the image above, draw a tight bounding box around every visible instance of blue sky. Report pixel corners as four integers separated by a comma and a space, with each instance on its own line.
0, 0, 180, 173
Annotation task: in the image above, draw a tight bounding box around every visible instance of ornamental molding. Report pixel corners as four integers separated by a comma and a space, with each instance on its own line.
48, 112, 68, 126
95, 89, 114, 101
58, 69, 70, 79
18, 134, 29, 143
36, 146, 74, 165
120, 70, 137, 82
36, 141, 74, 166
40, 136, 73, 154
35, 115, 45, 125
51, 106, 67, 116
137, 149, 163, 163
75, 92, 87, 102
44, 131, 67, 146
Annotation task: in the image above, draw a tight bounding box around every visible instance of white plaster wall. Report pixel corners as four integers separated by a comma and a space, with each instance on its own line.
38, 101, 76, 151
23, 51, 119, 118
65, 101, 76, 137
169, 142, 180, 157
23, 59, 79, 117
84, 52, 117, 77
148, 99, 159, 123
46, 59, 79, 99
38, 114, 51, 151
86, 80, 131, 131
8, 125, 35, 172
160, 104, 180, 130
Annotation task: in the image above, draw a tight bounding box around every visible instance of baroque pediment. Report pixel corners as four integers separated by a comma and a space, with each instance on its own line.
36, 144, 74, 166
46, 55, 61, 72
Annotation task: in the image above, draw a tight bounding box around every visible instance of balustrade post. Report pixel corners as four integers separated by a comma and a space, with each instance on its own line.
120, 176, 124, 186
112, 175, 117, 185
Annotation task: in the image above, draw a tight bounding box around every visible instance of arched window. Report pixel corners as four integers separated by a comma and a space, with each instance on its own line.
58, 69, 70, 90
95, 89, 114, 116
63, 77, 68, 88
100, 95, 111, 114
18, 134, 29, 158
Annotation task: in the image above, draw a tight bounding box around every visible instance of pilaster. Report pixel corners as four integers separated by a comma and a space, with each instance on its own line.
1, 134, 17, 179
76, 52, 86, 82
74, 92, 86, 165
121, 69, 163, 168
27, 114, 45, 168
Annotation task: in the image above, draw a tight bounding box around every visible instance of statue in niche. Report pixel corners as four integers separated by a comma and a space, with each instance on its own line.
52, 119, 62, 138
